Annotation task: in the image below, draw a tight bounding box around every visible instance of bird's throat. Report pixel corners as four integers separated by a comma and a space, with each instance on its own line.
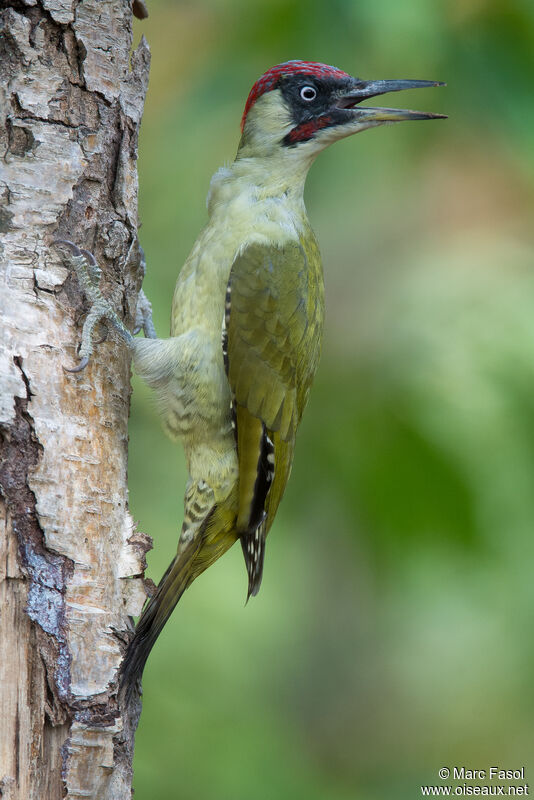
207, 152, 312, 224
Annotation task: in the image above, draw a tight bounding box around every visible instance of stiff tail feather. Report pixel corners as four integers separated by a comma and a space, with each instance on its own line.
119, 535, 201, 702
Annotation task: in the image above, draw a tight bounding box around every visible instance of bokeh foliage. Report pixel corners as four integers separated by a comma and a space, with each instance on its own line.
129, 1, 534, 797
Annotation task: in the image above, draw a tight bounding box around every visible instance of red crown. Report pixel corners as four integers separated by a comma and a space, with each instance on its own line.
241, 60, 350, 132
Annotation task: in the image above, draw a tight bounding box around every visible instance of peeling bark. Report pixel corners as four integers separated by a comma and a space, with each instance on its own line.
0, 1, 151, 797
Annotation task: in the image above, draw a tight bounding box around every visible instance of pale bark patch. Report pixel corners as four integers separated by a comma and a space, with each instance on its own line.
0, 1, 152, 796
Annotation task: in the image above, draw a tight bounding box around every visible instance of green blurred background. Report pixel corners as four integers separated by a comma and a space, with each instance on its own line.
129, 1, 534, 797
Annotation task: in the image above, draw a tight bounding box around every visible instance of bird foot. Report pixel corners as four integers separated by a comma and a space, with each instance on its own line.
133, 245, 157, 339
55, 240, 156, 371
55, 240, 134, 372
134, 288, 157, 339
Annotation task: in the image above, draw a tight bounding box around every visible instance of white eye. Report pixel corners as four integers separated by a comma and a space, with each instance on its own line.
300, 85, 317, 101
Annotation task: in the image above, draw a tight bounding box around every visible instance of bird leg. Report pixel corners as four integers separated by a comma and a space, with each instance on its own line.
132, 244, 157, 340
55, 240, 156, 372
134, 288, 157, 339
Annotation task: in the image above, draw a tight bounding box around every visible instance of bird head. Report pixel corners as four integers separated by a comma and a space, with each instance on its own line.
238, 60, 445, 160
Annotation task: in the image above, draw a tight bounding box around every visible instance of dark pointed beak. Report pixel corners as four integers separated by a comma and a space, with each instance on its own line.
336, 78, 446, 122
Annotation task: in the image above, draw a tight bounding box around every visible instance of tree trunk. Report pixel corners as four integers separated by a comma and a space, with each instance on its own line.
0, 2, 151, 797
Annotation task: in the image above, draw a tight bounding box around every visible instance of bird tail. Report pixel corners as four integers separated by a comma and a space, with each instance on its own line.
119, 536, 201, 702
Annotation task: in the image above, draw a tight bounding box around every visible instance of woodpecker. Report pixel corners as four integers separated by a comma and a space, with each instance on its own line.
57, 61, 445, 696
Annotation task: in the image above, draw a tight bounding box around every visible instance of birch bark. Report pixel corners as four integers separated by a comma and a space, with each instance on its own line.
0, 2, 151, 797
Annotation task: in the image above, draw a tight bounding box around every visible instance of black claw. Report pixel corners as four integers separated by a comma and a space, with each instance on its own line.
63, 356, 89, 373
55, 240, 98, 270
54, 239, 83, 256
79, 247, 98, 267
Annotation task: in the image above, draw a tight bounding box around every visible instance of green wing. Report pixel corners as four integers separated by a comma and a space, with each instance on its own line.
224, 238, 324, 596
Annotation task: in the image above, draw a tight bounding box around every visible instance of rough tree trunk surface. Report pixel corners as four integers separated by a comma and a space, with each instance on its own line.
0, 2, 151, 797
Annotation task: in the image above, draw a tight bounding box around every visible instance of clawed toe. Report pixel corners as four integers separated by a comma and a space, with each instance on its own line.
55, 239, 82, 256
63, 356, 90, 374
54, 239, 134, 371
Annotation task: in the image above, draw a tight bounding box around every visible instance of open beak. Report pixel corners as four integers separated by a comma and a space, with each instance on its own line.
336, 78, 446, 122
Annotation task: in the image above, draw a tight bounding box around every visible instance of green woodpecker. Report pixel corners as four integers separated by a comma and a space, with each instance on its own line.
59, 60, 445, 695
